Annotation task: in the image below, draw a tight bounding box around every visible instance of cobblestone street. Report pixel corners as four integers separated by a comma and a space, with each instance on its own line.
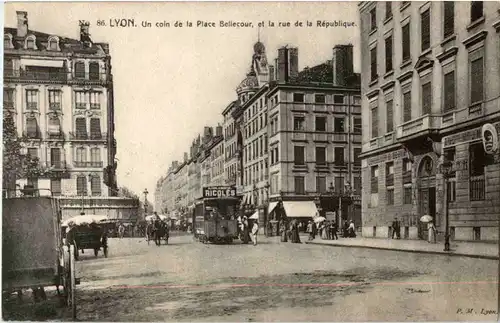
16, 235, 493, 321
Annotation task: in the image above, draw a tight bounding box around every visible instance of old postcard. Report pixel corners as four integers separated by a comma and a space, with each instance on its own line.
2, 1, 500, 322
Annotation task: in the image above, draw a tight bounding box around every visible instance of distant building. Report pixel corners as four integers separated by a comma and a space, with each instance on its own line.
4, 11, 137, 221
358, 1, 500, 241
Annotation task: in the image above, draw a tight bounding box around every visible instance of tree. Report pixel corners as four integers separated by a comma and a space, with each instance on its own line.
117, 186, 140, 200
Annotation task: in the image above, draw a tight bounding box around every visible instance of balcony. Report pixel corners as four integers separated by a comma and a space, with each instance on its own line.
48, 161, 68, 170
69, 132, 107, 141
22, 131, 41, 140
3, 101, 14, 110
75, 103, 87, 109
73, 161, 104, 168
27, 102, 38, 110
90, 103, 101, 110
396, 115, 441, 140
332, 133, 347, 142
49, 102, 61, 110
4, 68, 67, 82
46, 131, 65, 140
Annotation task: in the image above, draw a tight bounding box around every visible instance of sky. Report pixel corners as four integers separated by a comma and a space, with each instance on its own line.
4, 2, 361, 205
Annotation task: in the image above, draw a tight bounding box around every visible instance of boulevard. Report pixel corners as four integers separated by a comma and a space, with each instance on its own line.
73, 235, 497, 321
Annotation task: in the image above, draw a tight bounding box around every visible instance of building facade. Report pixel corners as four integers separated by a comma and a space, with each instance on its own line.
359, 1, 500, 241
222, 101, 240, 187
4, 11, 136, 221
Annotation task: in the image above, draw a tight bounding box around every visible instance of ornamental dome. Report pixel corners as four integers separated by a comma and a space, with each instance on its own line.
236, 72, 259, 95
253, 41, 265, 54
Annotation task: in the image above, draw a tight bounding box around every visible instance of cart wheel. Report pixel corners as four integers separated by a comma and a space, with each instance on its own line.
103, 246, 108, 258
94, 248, 99, 257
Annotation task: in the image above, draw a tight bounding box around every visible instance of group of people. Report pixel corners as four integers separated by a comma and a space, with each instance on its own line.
279, 219, 302, 243
237, 215, 259, 246
279, 218, 357, 243
146, 212, 170, 246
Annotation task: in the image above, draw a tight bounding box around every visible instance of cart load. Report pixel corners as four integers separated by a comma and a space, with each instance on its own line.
63, 214, 109, 260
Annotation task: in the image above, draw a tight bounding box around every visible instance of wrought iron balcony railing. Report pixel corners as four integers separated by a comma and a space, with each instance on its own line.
69, 132, 107, 140
49, 102, 61, 110
4, 69, 108, 84
46, 131, 65, 140
73, 161, 104, 168
22, 131, 42, 139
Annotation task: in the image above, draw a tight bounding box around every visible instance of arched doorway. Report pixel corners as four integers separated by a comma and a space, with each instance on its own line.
417, 155, 437, 239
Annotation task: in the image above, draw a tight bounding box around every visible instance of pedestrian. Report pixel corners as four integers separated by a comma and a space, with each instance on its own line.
343, 220, 349, 238
251, 220, 259, 246
280, 221, 288, 242
118, 223, 125, 239
428, 222, 436, 243
331, 220, 338, 240
392, 217, 401, 239
348, 220, 356, 238
325, 221, 331, 240
307, 221, 313, 241
312, 221, 317, 240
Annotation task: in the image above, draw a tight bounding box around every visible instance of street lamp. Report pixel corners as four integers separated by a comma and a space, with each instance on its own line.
440, 160, 453, 252
143, 188, 149, 215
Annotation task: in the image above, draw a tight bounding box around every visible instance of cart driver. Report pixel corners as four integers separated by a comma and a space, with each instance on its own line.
65, 221, 75, 246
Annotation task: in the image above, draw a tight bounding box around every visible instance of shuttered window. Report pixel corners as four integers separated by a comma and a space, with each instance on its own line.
335, 147, 345, 166
385, 2, 392, 20
371, 106, 378, 138
316, 177, 327, 194
294, 146, 305, 165
402, 24, 410, 62
76, 147, 86, 162
403, 91, 412, 122
443, 2, 454, 39
76, 176, 87, 195
50, 179, 61, 196
50, 148, 61, 167
48, 116, 61, 135
370, 46, 377, 81
3, 88, 14, 107
370, 8, 377, 31
422, 82, 432, 115
75, 62, 85, 79
315, 147, 326, 165
26, 116, 38, 137
75, 118, 87, 137
26, 90, 38, 110
90, 148, 101, 162
91, 176, 101, 196
90, 118, 101, 138
421, 9, 430, 51
89, 62, 99, 80
470, 1, 483, 23
294, 176, 305, 195
470, 57, 484, 104
443, 71, 456, 112
385, 36, 393, 73
354, 148, 362, 166
386, 100, 394, 133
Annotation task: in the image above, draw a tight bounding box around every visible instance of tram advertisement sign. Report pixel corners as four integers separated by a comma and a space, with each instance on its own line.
203, 186, 237, 198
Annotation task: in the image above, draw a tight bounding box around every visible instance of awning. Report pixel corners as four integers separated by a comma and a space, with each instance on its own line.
249, 211, 259, 220
268, 201, 278, 213
21, 59, 64, 68
282, 201, 318, 218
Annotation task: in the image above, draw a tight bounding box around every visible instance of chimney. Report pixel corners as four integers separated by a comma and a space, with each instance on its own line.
268, 64, 275, 82
216, 124, 223, 137
16, 11, 28, 38
332, 44, 354, 87
79, 21, 92, 43
184, 152, 188, 162
276, 46, 299, 83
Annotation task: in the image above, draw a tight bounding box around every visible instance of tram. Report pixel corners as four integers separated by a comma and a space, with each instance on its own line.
192, 186, 240, 244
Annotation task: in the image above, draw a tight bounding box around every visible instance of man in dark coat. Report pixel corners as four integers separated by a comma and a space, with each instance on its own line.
392, 217, 401, 239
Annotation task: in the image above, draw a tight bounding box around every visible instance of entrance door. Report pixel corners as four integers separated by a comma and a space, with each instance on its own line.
418, 156, 437, 240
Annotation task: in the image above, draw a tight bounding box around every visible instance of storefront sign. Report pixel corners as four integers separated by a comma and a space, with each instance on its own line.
444, 122, 500, 148
203, 186, 237, 198
368, 149, 407, 165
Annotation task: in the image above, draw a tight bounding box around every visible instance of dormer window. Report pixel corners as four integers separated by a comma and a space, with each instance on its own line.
25, 35, 36, 50
4, 34, 12, 49
48, 37, 59, 51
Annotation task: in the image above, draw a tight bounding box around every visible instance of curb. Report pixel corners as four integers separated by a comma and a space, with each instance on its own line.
304, 241, 499, 260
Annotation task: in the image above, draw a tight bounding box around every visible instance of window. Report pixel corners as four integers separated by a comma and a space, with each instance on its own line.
385, 35, 393, 73
334, 95, 344, 104
386, 99, 394, 132
402, 24, 411, 62
469, 143, 485, 201
316, 177, 327, 194
48, 90, 61, 110
90, 147, 101, 166
371, 107, 378, 138
421, 9, 430, 52
403, 187, 412, 204
294, 116, 305, 131
89, 62, 99, 80
422, 82, 432, 115
90, 92, 100, 109
370, 46, 377, 81
90, 118, 101, 138
334, 147, 344, 166
294, 146, 305, 165
315, 116, 326, 132
75, 91, 86, 109
354, 148, 362, 166
371, 165, 379, 194
26, 90, 38, 110
48, 116, 61, 136
50, 179, 61, 196
314, 94, 325, 103
316, 147, 326, 165
443, 2, 455, 39
27, 148, 38, 159
75, 62, 85, 79
470, 1, 483, 23
294, 176, 305, 195
403, 158, 412, 184
50, 148, 61, 168
354, 118, 362, 134
25, 116, 38, 138
386, 161, 394, 186
75, 118, 87, 138
4, 35, 11, 49
26, 37, 35, 49
3, 88, 14, 108
470, 57, 484, 104
443, 71, 456, 112
48, 39, 58, 51
76, 176, 88, 196
403, 91, 412, 122
293, 93, 304, 102
334, 177, 344, 194
370, 7, 377, 31
387, 189, 394, 205
334, 117, 345, 132
76, 147, 87, 163
385, 2, 392, 20
354, 177, 361, 194
264, 136, 268, 153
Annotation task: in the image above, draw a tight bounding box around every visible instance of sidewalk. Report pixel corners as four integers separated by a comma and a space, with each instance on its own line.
303, 235, 499, 260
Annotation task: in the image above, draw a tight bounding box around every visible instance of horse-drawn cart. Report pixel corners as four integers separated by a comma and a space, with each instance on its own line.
62, 215, 109, 260
2, 195, 78, 319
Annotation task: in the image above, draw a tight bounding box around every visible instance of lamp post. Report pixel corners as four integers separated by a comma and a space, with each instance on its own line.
143, 188, 149, 215
440, 160, 453, 252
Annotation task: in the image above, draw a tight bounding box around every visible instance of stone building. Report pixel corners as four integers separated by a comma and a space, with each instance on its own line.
222, 101, 240, 188
4, 11, 137, 221
358, 1, 500, 241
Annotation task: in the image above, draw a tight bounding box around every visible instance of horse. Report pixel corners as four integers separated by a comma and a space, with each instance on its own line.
146, 222, 155, 245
